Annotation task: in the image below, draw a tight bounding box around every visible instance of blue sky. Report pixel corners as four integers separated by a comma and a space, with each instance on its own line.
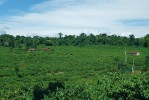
0, 0, 46, 15
0, 0, 149, 37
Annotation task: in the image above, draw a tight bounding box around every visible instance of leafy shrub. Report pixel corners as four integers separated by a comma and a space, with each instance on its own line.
48, 81, 65, 92
33, 85, 48, 100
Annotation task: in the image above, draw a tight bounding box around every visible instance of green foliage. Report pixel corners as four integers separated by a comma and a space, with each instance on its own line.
96, 73, 149, 100
33, 85, 48, 100
0, 33, 149, 48
144, 55, 149, 71
144, 34, 149, 48
31, 74, 149, 100
0, 45, 148, 99
128, 34, 135, 46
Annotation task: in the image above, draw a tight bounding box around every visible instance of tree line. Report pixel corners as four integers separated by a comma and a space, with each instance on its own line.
0, 33, 149, 49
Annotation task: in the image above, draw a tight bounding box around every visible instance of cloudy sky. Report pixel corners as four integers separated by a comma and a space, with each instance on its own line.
0, 0, 149, 37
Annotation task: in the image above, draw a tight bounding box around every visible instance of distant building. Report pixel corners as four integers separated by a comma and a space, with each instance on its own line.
128, 52, 140, 56
41, 48, 49, 51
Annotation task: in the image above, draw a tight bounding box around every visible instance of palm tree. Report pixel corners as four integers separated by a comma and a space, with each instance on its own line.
58, 32, 63, 39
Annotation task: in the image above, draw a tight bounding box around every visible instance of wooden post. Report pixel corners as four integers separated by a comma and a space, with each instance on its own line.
125, 48, 127, 63
132, 57, 135, 73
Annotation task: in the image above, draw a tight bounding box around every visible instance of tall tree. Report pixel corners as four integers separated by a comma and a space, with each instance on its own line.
128, 34, 135, 46
58, 32, 63, 39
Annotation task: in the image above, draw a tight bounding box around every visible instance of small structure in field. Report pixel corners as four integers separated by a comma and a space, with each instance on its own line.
28, 48, 36, 52
41, 48, 49, 51
128, 52, 140, 56
41, 47, 54, 52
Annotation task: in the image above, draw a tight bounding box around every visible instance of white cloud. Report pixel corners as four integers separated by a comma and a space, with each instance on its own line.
2, 0, 149, 37
0, 25, 9, 30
